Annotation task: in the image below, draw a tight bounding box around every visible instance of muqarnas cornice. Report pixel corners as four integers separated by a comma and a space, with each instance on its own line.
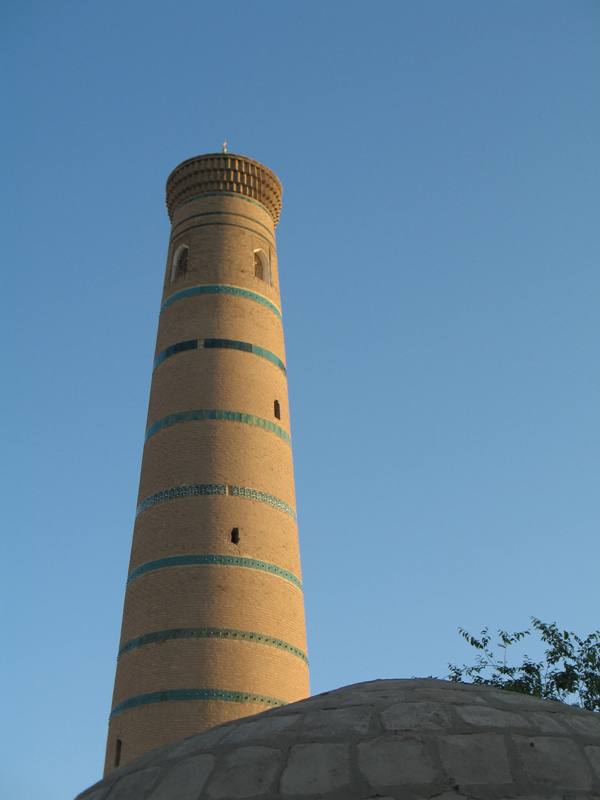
166, 153, 283, 224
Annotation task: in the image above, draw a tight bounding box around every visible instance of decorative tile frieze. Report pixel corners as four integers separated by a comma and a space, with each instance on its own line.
110, 688, 285, 718
136, 484, 296, 519
126, 554, 302, 590
228, 484, 296, 518
118, 627, 308, 663
136, 484, 226, 515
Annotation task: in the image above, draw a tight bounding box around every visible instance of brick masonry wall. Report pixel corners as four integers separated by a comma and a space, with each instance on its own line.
104, 155, 309, 774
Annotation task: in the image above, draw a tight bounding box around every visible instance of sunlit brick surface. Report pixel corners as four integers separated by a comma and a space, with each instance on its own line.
104, 154, 309, 774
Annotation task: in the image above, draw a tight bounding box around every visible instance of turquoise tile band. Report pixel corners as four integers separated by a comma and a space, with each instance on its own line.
136, 483, 226, 515
153, 337, 286, 374
161, 284, 282, 319
145, 409, 291, 444
228, 484, 296, 517
205, 338, 286, 373
127, 554, 302, 590
118, 627, 308, 664
154, 338, 198, 368
110, 687, 285, 718
136, 484, 296, 519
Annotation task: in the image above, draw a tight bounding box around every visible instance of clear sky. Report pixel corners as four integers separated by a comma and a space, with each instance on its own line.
3, 2, 599, 797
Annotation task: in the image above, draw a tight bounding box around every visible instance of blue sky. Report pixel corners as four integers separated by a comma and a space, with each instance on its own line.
3, 2, 599, 797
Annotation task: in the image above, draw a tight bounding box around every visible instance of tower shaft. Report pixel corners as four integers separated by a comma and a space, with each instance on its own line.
105, 153, 309, 773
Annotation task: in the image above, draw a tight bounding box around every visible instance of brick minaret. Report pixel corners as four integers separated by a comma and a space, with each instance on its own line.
105, 153, 309, 772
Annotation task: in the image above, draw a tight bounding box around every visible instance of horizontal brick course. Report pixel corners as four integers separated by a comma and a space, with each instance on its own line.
129, 499, 302, 576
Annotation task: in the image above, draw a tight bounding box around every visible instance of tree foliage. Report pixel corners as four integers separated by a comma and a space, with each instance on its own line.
448, 617, 600, 712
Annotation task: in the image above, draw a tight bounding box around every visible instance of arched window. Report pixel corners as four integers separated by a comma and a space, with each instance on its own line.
171, 244, 189, 282
253, 249, 270, 284
274, 399, 281, 420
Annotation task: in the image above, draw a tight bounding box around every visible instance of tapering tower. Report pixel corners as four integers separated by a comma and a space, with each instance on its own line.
105, 153, 309, 773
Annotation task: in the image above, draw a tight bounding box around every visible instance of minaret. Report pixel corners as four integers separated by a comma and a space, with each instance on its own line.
105, 152, 309, 773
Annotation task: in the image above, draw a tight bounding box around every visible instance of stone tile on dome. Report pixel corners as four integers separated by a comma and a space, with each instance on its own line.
280, 743, 351, 796
106, 767, 163, 800
512, 735, 593, 789
438, 732, 512, 784
563, 713, 600, 738
455, 703, 530, 729
205, 746, 281, 799
75, 679, 600, 799
148, 754, 215, 800
220, 714, 301, 745
413, 687, 486, 705
358, 735, 437, 786
304, 705, 375, 738
381, 700, 453, 731
586, 745, 600, 779
165, 725, 233, 759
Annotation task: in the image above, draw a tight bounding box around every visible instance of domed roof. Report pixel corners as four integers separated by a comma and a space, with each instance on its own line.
77, 679, 600, 799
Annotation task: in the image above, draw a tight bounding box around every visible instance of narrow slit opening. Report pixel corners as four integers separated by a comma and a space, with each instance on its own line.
274, 399, 281, 420
114, 738, 122, 768
230, 527, 240, 544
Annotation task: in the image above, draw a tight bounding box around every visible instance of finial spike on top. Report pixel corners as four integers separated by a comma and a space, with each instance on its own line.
222, 139, 228, 154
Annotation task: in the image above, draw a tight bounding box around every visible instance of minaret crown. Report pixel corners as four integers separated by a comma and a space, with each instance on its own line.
166, 152, 283, 225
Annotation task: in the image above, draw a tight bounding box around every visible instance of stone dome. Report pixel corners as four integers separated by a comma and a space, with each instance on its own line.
77, 679, 600, 799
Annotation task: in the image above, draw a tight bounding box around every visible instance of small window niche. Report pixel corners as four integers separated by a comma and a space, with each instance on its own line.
230, 527, 240, 545
274, 399, 281, 420
171, 244, 189, 282
114, 738, 122, 768
253, 249, 271, 284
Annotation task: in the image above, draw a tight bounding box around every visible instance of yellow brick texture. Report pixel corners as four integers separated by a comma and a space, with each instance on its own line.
164, 216, 280, 298
113, 638, 309, 704
129, 497, 301, 577
119, 567, 307, 647
104, 154, 308, 775
156, 292, 285, 359
105, 694, 283, 772
137, 426, 295, 503
147, 354, 290, 431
